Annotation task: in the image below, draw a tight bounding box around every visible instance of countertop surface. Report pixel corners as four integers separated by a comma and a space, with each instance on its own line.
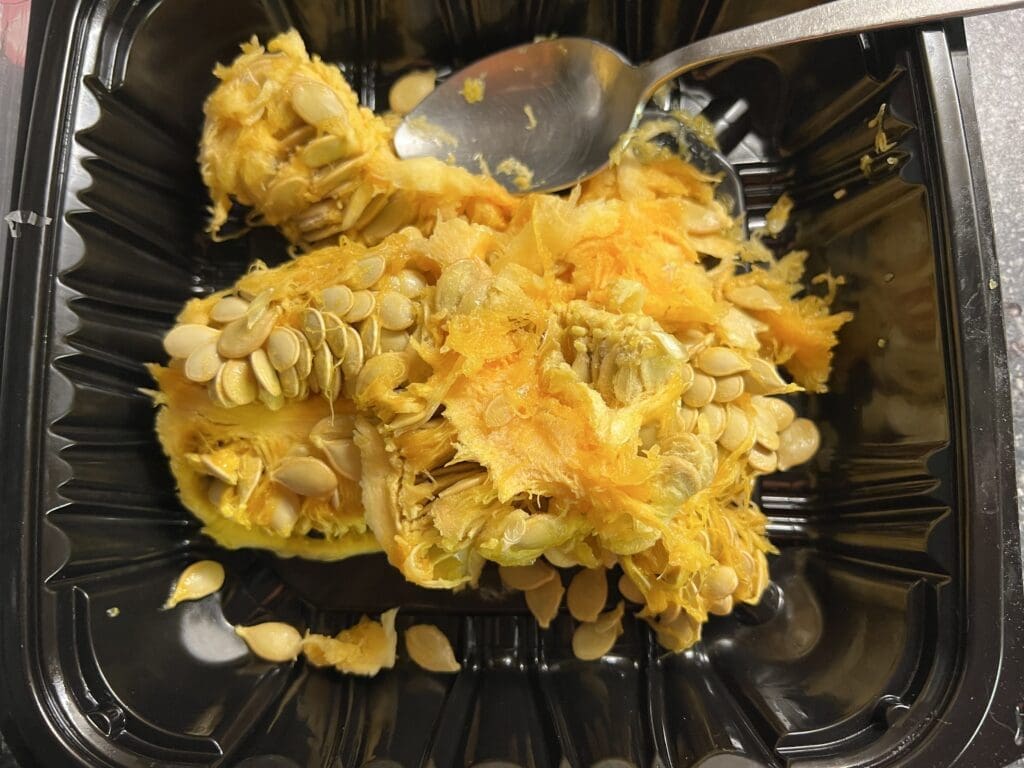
1, 7, 1022, 768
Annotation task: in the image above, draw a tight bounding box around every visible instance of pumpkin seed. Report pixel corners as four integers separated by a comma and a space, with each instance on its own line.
618, 573, 644, 604
267, 490, 299, 535
707, 596, 734, 616
294, 330, 313, 378
164, 323, 220, 359
313, 155, 366, 197
264, 175, 308, 214
744, 358, 791, 395
278, 124, 316, 150
404, 624, 460, 673
378, 291, 415, 331
748, 444, 778, 474
344, 290, 375, 323
724, 284, 781, 311
235, 622, 303, 662
484, 394, 515, 428
272, 456, 338, 497
777, 418, 820, 471
499, 561, 556, 591
702, 565, 739, 600
313, 345, 336, 396
207, 374, 233, 409
290, 78, 345, 125
712, 374, 745, 403
389, 69, 437, 115
359, 316, 381, 356
250, 348, 281, 397
322, 311, 348, 358
698, 403, 726, 441
719, 403, 751, 452
184, 341, 223, 383
218, 307, 279, 358
696, 346, 750, 377
165, 560, 225, 609
380, 329, 410, 352
207, 479, 230, 507
198, 453, 238, 485
322, 284, 354, 316
311, 414, 357, 440
396, 268, 427, 298
679, 405, 698, 432
244, 290, 273, 330
764, 397, 796, 431
572, 620, 619, 661
210, 296, 250, 324
566, 568, 608, 623
279, 366, 301, 398
683, 372, 716, 408
341, 326, 365, 380
266, 327, 300, 371
524, 573, 564, 629
656, 612, 699, 652
301, 134, 351, 167
316, 437, 361, 482
221, 360, 258, 406
339, 185, 376, 232
592, 601, 626, 634
302, 308, 326, 350
236, 455, 264, 506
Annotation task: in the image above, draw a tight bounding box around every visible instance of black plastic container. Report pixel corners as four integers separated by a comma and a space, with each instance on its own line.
2, 2, 1022, 767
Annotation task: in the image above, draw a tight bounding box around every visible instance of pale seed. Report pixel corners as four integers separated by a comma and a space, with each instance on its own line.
339, 184, 375, 232
344, 290, 375, 322
744, 358, 791, 395
266, 327, 300, 371
618, 573, 644, 604
323, 312, 348, 358
748, 444, 778, 474
313, 346, 336, 398
290, 78, 345, 125
165, 560, 225, 608
279, 366, 300, 398
404, 624, 460, 673
484, 395, 515, 428
777, 418, 820, 471
379, 329, 410, 352
524, 574, 564, 629
707, 596, 734, 616
389, 69, 436, 115
316, 437, 361, 482
572, 621, 619, 661
724, 284, 781, 311
294, 330, 313, 379
341, 326, 365, 380
378, 291, 415, 331
164, 323, 219, 359
679, 405, 698, 432
395, 269, 427, 298
683, 372, 716, 408
712, 374, 745, 403
322, 284, 354, 316
273, 456, 338, 498
219, 360, 258, 406
244, 290, 273, 330
218, 308, 279, 359
302, 308, 326, 350
698, 402, 726, 440
184, 341, 223, 383
765, 397, 796, 431
592, 601, 626, 634
566, 568, 608, 623
301, 134, 351, 167
702, 565, 739, 600
359, 316, 381, 357
235, 622, 303, 662
719, 403, 751, 452
278, 124, 316, 150
267, 490, 299, 535
346, 255, 387, 291
499, 561, 556, 591
250, 348, 281, 397
236, 455, 264, 506
199, 454, 237, 485
696, 346, 750, 377
264, 176, 308, 214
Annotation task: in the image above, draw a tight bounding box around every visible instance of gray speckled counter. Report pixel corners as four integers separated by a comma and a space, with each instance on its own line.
965, 11, 1024, 540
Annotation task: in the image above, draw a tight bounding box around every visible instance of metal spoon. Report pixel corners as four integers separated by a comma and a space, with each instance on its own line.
394, 0, 1022, 195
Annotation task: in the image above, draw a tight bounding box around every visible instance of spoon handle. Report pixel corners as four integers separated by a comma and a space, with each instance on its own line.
642, 0, 1024, 93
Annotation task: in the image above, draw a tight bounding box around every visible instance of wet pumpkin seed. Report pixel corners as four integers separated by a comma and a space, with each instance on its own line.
302, 308, 326, 350
164, 323, 220, 359
719, 404, 751, 452
221, 360, 259, 406
683, 372, 716, 408
702, 565, 739, 600
184, 341, 223, 383
567, 568, 608, 623
218, 307, 279, 359
618, 573, 644, 603
344, 290, 375, 323
777, 418, 820, 471
165, 560, 225, 609
322, 284, 354, 316
250, 348, 281, 397
267, 327, 300, 371
235, 622, 303, 662
322, 311, 348, 358
378, 291, 415, 331
524, 574, 564, 629
696, 346, 750, 377
712, 374, 745, 403
272, 455, 338, 497
404, 624, 460, 673
279, 366, 301, 398
290, 79, 345, 125
499, 561, 556, 591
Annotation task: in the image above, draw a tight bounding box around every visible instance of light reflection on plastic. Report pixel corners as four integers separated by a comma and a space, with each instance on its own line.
177, 596, 249, 664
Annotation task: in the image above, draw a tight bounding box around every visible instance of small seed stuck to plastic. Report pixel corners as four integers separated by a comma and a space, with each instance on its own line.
235, 622, 303, 662
164, 560, 225, 609
404, 624, 460, 673
499, 561, 556, 591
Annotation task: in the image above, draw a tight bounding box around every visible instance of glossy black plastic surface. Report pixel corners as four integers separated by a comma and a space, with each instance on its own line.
1, 2, 1022, 767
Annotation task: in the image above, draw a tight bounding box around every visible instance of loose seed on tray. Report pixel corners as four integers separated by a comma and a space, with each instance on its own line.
164, 560, 225, 609
235, 622, 303, 662
404, 624, 460, 673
